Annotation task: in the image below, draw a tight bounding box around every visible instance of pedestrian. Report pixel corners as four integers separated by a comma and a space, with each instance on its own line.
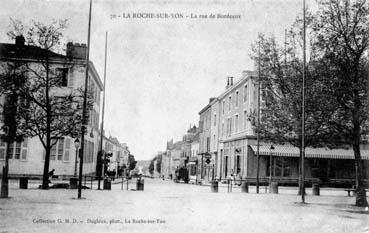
48, 169, 55, 184
235, 168, 242, 186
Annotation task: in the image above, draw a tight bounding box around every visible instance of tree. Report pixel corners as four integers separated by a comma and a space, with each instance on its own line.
310, 0, 369, 207
250, 31, 334, 195
5, 19, 91, 189
128, 154, 137, 171
156, 154, 162, 174
148, 159, 155, 176
0, 62, 27, 198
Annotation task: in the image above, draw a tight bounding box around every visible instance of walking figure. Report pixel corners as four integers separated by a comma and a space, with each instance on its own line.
48, 169, 55, 183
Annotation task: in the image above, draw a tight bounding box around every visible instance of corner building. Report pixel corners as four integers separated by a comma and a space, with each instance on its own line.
216, 71, 258, 179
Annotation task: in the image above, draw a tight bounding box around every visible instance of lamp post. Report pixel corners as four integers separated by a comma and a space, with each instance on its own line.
269, 145, 275, 193
74, 138, 80, 177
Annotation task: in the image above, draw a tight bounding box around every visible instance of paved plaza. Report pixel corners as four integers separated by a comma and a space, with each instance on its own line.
1, 178, 369, 233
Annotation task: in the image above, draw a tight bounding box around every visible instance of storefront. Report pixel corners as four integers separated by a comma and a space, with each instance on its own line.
247, 144, 369, 186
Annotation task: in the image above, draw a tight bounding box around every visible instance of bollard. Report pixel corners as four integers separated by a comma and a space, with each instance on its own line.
103, 178, 111, 190
271, 182, 278, 194
19, 177, 29, 189
136, 179, 144, 191
312, 183, 320, 196
69, 177, 78, 189
211, 181, 218, 193
241, 181, 249, 193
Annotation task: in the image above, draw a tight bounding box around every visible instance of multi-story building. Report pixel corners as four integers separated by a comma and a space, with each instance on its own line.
102, 136, 129, 175
0, 36, 103, 176
198, 98, 216, 181
188, 131, 199, 182
217, 71, 258, 179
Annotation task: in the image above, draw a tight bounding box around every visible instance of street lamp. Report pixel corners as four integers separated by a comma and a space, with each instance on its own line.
269, 145, 275, 193
74, 138, 80, 177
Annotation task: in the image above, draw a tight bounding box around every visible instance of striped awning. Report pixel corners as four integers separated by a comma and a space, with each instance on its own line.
249, 144, 369, 160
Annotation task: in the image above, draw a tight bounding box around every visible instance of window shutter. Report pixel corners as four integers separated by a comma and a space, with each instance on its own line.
20, 138, 28, 160
64, 138, 70, 161
21, 149, 27, 160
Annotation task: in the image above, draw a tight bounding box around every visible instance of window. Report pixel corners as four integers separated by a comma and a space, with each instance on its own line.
228, 96, 232, 111
206, 137, 210, 152
244, 110, 248, 130
235, 114, 239, 133
64, 138, 70, 161
214, 114, 216, 126
56, 68, 68, 87
7, 142, 14, 159
236, 91, 239, 107
213, 135, 216, 150
244, 85, 248, 102
227, 118, 232, 136
57, 139, 64, 160
50, 139, 57, 160
271, 157, 291, 177
15, 142, 21, 159
48, 138, 67, 161
21, 138, 28, 160
236, 155, 240, 172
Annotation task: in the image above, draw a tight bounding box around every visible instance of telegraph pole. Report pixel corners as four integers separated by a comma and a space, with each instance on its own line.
256, 39, 261, 194
78, 0, 92, 199
97, 31, 108, 190
301, 0, 306, 204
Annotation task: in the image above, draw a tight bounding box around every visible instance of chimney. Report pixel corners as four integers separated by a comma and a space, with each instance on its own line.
15, 35, 25, 46
230, 77, 234, 86
66, 42, 87, 59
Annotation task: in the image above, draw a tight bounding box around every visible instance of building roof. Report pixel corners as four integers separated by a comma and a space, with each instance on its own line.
218, 70, 257, 100
249, 144, 369, 160
0, 43, 67, 60
0, 39, 104, 91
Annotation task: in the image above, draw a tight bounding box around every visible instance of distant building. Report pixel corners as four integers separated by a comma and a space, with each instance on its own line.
198, 98, 215, 181
102, 136, 129, 175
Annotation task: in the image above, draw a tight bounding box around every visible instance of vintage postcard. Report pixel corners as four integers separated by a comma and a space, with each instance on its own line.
0, 0, 369, 232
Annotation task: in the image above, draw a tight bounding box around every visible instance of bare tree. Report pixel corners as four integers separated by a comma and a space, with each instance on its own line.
5, 19, 92, 189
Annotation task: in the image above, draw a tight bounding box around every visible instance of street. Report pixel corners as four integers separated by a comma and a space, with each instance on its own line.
1, 178, 368, 233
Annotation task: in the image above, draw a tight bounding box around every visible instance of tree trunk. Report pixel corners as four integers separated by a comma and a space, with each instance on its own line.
353, 143, 368, 207
297, 146, 306, 196
0, 141, 10, 198
42, 144, 51, 189
42, 60, 51, 190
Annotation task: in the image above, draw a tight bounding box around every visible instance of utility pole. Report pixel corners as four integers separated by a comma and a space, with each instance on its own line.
97, 31, 108, 190
78, 0, 92, 199
256, 39, 261, 194
301, 0, 306, 204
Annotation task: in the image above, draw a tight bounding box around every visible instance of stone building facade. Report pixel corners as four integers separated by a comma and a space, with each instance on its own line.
0, 37, 127, 177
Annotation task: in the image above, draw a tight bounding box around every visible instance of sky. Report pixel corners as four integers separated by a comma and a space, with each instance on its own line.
0, 0, 317, 160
